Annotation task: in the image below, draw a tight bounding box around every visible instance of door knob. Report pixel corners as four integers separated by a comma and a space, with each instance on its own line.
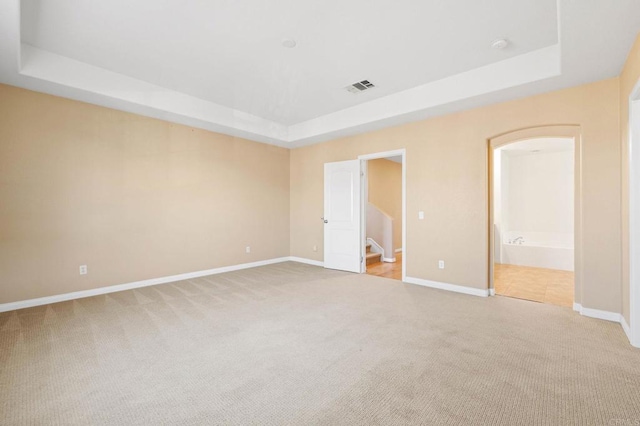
321, 217, 328, 224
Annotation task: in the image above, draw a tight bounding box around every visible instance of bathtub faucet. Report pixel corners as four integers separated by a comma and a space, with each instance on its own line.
511, 236, 524, 245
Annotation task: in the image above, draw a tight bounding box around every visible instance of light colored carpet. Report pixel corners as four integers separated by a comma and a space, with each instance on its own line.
2, 262, 640, 425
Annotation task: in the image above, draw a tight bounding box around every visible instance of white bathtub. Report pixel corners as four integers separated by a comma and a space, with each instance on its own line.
501, 240, 574, 271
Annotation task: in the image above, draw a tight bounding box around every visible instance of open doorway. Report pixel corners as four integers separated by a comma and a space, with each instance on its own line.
492, 137, 575, 307
322, 150, 406, 279
359, 150, 406, 281
363, 156, 403, 280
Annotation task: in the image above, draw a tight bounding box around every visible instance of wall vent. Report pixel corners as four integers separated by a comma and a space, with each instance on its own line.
346, 80, 375, 94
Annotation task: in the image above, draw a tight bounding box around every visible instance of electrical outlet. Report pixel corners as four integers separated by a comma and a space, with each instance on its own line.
313, 245, 317, 252
418, 211, 425, 220
79, 265, 88, 275
438, 260, 445, 269
246, 246, 251, 254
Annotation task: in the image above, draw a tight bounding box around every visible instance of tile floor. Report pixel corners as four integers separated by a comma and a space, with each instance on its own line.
494, 263, 574, 308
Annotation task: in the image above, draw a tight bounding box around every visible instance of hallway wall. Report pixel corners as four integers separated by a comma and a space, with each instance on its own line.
367, 159, 402, 253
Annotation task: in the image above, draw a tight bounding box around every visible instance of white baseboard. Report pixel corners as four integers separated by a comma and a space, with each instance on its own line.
581, 307, 621, 322
395, 248, 403, 253
621, 315, 631, 340
5, 256, 634, 349
489, 288, 496, 296
288, 256, 324, 267
622, 316, 640, 348
382, 257, 396, 263
404, 276, 488, 297
0, 257, 296, 313
573, 303, 621, 323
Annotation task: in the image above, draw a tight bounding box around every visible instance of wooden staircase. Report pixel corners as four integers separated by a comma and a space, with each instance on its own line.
366, 243, 382, 265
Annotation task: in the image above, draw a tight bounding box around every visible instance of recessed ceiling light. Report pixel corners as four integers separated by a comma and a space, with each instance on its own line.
282, 39, 297, 48
491, 38, 509, 50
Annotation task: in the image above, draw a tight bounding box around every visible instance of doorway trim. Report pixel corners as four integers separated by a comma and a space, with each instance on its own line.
358, 149, 407, 281
628, 78, 640, 347
488, 125, 583, 306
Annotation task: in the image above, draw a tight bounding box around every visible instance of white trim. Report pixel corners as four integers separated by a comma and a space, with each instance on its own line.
0, 257, 293, 313
580, 307, 620, 323
358, 149, 406, 161
489, 288, 496, 296
360, 160, 368, 273
573, 303, 622, 323
288, 257, 325, 267
395, 248, 403, 253
622, 316, 633, 346
404, 276, 489, 297
382, 257, 397, 263
628, 79, 640, 348
402, 151, 406, 282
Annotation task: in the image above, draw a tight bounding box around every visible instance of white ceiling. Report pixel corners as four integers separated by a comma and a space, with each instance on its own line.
1, 1, 640, 147
500, 137, 574, 156
20, 0, 557, 126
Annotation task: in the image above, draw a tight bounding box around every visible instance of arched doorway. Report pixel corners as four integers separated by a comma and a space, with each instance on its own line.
489, 126, 583, 308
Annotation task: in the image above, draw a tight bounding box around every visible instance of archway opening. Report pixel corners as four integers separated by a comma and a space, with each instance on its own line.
487, 124, 584, 313
492, 137, 575, 307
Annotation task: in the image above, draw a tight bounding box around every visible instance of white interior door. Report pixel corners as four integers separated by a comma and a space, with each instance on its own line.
324, 160, 362, 273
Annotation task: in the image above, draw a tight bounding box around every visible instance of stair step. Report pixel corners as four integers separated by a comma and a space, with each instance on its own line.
366, 243, 372, 253
366, 252, 381, 265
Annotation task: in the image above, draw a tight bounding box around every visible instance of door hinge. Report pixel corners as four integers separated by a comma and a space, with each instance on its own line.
360, 171, 364, 177
361, 256, 364, 263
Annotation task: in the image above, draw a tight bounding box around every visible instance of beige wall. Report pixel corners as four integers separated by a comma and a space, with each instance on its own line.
620, 34, 640, 323
291, 78, 621, 313
367, 159, 402, 252
0, 84, 290, 304
0, 61, 630, 315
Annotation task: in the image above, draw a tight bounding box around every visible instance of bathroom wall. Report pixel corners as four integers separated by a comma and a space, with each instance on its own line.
505, 148, 574, 247
494, 140, 574, 268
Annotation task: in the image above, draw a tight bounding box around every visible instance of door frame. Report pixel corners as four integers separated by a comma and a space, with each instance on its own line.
488, 126, 583, 306
358, 149, 407, 281
628, 78, 640, 347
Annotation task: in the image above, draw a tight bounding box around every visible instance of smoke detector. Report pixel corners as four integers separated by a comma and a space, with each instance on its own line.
282, 39, 297, 48
346, 80, 375, 94
491, 38, 509, 50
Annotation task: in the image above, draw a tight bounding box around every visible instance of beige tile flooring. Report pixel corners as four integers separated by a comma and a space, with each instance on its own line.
494, 263, 574, 308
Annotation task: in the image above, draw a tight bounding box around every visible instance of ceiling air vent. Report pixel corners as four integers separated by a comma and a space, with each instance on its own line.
346, 80, 375, 94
